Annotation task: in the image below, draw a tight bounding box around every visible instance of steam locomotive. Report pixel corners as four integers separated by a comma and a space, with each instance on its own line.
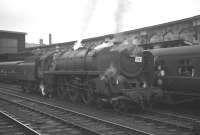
151, 45, 200, 104
0, 41, 162, 111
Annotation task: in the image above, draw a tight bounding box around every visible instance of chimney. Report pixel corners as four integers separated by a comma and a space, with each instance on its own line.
39, 39, 44, 46
49, 33, 52, 45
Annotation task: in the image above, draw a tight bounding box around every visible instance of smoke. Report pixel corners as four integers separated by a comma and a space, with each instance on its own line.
74, 0, 98, 50
114, 0, 130, 33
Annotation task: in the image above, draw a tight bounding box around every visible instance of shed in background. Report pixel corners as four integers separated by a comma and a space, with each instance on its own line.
0, 30, 26, 54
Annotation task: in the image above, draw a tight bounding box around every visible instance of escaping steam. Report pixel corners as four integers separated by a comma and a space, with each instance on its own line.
101, 63, 117, 81
100, 63, 127, 87
73, 40, 83, 50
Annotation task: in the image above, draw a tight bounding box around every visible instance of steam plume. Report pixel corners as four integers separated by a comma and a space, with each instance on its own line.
74, 0, 98, 50
81, 0, 98, 36
115, 0, 130, 33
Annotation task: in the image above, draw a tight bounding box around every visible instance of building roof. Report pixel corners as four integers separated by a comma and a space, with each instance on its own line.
83, 15, 200, 42
0, 30, 26, 35
123, 15, 200, 35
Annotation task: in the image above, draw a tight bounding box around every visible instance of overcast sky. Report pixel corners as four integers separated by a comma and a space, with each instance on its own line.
0, 0, 200, 44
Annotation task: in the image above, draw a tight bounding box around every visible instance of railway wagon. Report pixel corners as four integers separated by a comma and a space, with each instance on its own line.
0, 41, 162, 111
151, 45, 200, 104
0, 61, 24, 81
0, 55, 42, 93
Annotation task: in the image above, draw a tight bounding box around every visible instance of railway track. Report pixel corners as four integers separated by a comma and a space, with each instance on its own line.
146, 109, 199, 129
0, 97, 99, 135
124, 110, 200, 134
0, 110, 40, 135
0, 84, 199, 134
0, 89, 152, 135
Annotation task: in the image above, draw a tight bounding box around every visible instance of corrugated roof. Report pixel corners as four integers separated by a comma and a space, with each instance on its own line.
0, 30, 26, 35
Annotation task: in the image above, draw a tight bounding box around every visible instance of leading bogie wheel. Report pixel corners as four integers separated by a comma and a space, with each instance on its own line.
112, 99, 126, 112
81, 90, 94, 105
96, 98, 104, 109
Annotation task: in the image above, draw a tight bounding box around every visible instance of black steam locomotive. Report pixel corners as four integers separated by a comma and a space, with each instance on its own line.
0, 41, 162, 111
151, 45, 200, 104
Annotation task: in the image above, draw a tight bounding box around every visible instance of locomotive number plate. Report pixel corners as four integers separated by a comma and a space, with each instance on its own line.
135, 57, 142, 62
